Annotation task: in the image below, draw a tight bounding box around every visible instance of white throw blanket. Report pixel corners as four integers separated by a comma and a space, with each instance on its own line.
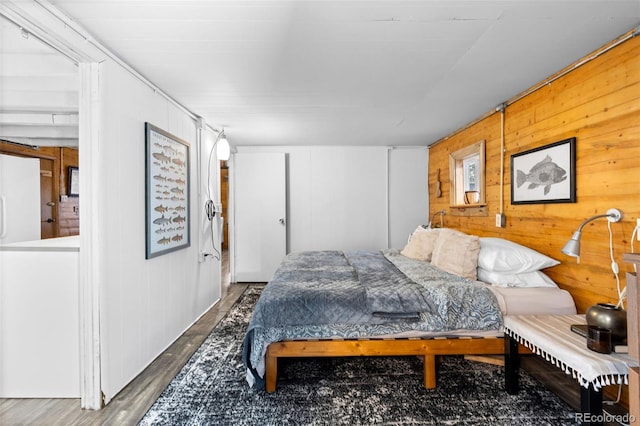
504, 314, 637, 390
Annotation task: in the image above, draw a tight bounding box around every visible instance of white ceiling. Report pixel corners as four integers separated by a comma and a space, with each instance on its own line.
1, 1, 639, 148
0, 13, 79, 147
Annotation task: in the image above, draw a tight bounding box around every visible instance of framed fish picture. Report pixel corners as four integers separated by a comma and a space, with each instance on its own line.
145, 122, 191, 258
510, 137, 576, 205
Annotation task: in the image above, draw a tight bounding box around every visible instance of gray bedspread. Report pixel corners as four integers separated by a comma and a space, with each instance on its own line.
242, 249, 502, 389
247, 250, 436, 329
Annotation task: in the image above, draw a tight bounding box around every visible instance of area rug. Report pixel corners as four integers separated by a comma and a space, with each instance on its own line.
139, 285, 578, 425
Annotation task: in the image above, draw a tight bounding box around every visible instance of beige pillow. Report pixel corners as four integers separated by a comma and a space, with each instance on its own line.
401, 227, 440, 262
431, 228, 480, 280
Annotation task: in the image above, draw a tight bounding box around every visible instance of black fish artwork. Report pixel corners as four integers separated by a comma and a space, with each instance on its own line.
516, 155, 567, 195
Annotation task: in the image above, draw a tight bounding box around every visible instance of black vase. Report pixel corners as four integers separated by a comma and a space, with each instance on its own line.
585, 303, 627, 344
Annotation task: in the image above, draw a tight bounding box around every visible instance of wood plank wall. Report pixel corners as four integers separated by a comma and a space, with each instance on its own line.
428, 31, 640, 315
0, 142, 79, 238
59, 147, 79, 236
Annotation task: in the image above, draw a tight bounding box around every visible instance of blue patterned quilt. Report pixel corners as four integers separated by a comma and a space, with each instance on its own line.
242, 249, 502, 389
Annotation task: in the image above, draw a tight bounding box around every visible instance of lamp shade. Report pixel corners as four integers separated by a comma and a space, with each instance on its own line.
216, 135, 230, 160
561, 231, 582, 258
560, 208, 622, 263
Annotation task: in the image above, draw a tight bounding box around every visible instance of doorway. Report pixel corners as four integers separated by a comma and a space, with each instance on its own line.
220, 160, 229, 250
220, 160, 231, 292
232, 152, 287, 282
0, 143, 80, 241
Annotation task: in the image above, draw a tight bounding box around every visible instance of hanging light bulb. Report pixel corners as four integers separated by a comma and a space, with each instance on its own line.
216, 131, 230, 161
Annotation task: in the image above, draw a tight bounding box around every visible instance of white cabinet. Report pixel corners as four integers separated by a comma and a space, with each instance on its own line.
0, 236, 79, 397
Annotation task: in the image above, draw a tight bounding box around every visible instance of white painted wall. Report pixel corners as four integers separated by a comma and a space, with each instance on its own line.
3, 2, 426, 404
97, 60, 221, 402
287, 146, 389, 252
233, 145, 427, 255
388, 148, 429, 249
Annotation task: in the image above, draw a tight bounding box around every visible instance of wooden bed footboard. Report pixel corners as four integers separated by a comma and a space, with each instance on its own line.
265, 335, 520, 393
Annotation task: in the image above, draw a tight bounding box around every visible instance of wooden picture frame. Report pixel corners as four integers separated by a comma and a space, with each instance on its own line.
449, 140, 485, 207
145, 122, 190, 259
68, 166, 79, 197
510, 137, 576, 205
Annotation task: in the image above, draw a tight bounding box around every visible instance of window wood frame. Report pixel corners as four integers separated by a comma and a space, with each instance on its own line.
448, 140, 486, 208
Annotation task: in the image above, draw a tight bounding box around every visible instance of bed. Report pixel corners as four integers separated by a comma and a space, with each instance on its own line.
242, 228, 577, 392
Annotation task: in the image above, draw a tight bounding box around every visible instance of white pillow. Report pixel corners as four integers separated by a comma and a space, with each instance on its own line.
477, 268, 558, 288
478, 237, 560, 274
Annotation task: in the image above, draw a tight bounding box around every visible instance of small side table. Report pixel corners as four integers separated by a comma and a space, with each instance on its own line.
504, 314, 638, 426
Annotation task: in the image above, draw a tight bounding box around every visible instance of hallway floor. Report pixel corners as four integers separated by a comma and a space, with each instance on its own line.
0, 251, 241, 426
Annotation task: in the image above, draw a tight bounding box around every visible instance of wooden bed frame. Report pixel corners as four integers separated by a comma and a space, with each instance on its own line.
265, 334, 527, 393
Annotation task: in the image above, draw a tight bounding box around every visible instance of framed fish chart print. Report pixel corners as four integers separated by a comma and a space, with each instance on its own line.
145, 122, 191, 258
510, 137, 576, 205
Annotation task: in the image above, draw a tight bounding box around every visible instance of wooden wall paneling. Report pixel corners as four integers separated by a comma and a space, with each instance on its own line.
505, 46, 639, 141
220, 164, 229, 250
428, 34, 640, 315
428, 33, 640, 411
39, 158, 57, 239
59, 147, 79, 237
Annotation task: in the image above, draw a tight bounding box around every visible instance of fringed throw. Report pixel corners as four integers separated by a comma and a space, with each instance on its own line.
504, 314, 636, 391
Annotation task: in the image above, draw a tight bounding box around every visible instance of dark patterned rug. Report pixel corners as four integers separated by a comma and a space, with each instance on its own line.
139, 285, 577, 425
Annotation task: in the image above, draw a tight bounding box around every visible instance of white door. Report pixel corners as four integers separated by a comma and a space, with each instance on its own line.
233, 152, 286, 282
0, 154, 41, 245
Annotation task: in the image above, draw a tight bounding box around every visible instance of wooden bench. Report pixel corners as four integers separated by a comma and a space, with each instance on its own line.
504, 315, 638, 426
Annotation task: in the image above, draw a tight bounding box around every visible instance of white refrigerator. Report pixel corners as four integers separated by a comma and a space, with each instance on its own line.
0, 153, 41, 245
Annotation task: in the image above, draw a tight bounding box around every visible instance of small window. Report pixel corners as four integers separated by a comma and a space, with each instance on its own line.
449, 140, 485, 207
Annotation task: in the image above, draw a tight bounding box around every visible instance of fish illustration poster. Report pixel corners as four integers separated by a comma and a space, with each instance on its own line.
145, 123, 191, 258
511, 138, 576, 204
